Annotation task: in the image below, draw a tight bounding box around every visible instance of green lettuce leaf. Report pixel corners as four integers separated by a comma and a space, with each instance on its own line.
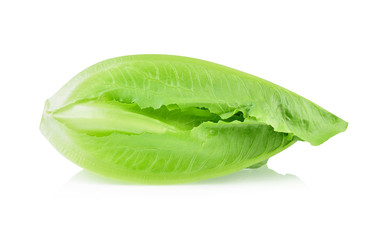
40, 54, 347, 184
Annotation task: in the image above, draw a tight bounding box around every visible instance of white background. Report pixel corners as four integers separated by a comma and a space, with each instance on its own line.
1, 1, 381, 239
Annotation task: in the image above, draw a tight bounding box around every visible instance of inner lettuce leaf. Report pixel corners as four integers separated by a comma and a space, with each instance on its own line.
41, 54, 347, 184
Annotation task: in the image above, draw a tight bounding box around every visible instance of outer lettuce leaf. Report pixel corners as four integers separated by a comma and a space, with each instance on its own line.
46, 54, 347, 145
41, 113, 296, 184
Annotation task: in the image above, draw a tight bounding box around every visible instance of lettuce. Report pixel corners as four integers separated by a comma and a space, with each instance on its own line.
40, 55, 347, 184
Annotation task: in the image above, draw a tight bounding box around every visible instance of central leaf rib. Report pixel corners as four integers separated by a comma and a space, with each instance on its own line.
52, 100, 179, 135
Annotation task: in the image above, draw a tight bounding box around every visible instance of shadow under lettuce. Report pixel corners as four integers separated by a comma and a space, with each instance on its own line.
194, 165, 302, 185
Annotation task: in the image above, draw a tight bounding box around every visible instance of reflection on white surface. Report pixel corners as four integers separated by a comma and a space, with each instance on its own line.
64, 165, 303, 186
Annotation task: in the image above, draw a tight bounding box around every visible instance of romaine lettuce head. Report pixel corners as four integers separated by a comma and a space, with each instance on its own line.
40, 55, 347, 184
